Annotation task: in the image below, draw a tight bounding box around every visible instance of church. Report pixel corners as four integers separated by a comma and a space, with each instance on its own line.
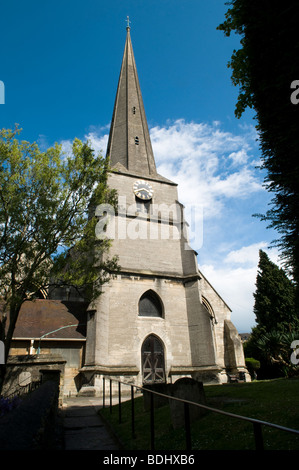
79, 23, 248, 394
7, 24, 249, 398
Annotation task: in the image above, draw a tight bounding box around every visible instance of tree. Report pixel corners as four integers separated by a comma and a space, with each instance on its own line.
244, 250, 299, 378
217, 1, 299, 305
253, 250, 297, 333
0, 127, 118, 388
250, 330, 299, 378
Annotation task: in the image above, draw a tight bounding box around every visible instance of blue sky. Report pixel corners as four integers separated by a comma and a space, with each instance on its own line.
0, 0, 280, 332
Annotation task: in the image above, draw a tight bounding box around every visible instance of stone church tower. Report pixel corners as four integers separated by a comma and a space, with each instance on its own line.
80, 25, 248, 395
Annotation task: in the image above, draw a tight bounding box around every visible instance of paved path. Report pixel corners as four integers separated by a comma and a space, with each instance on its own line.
62, 397, 120, 451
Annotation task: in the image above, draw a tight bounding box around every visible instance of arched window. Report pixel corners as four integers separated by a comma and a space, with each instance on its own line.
139, 290, 163, 318
202, 296, 217, 324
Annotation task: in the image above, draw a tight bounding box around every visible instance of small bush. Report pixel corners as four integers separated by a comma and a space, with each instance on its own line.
245, 357, 261, 380
245, 357, 260, 371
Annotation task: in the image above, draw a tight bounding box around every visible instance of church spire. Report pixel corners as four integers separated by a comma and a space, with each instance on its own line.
106, 21, 157, 176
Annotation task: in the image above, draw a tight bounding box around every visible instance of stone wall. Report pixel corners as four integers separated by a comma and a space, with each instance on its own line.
9, 341, 85, 396
2, 354, 66, 402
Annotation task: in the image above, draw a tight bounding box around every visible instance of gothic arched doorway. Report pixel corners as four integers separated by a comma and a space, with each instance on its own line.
141, 335, 165, 384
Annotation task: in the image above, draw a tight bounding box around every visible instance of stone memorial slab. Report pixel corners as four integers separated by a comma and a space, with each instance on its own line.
168, 377, 207, 429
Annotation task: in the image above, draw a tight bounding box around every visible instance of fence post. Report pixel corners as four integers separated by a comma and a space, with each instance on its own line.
150, 392, 155, 450
131, 385, 135, 438
103, 377, 105, 409
253, 422, 264, 450
184, 402, 192, 450
118, 381, 122, 424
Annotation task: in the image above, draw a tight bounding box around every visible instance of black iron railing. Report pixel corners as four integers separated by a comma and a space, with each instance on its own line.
102, 377, 299, 451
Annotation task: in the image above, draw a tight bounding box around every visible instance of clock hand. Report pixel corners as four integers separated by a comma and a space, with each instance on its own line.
135, 187, 149, 192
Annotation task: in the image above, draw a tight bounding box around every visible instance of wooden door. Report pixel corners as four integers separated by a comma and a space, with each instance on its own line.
142, 335, 165, 384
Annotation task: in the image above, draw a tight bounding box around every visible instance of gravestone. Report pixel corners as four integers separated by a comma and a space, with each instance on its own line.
168, 377, 207, 429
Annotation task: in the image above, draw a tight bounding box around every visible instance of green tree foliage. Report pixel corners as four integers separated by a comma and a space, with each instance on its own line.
218, 1, 299, 304
245, 357, 260, 380
0, 127, 118, 369
251, 330, 299, 378
253, 250, 297, 332
244, 250, 298, 377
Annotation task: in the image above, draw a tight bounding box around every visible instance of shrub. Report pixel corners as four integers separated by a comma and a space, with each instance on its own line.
245, 357, 260, 379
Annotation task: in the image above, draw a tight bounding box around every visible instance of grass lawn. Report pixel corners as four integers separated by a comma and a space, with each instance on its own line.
100, 378, 299, 451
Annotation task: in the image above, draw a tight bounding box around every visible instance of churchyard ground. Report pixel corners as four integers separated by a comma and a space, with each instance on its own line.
100, 377, 299, 450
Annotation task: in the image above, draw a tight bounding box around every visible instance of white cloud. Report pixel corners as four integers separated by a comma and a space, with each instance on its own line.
150, 119, 252, 164
58, 131, 108, 160
60, 139, 73, 157
224, 242, 268, 266
228, 149, 249, 165
84, 132, 108, 156
201, 244, 282, 332
201, 263, 258, 332
150, 119, 263, 219
58, 120, 261, 221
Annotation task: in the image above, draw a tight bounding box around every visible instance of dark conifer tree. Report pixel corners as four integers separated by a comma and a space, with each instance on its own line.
218, 1, 299, 308
253, 250, 298, 333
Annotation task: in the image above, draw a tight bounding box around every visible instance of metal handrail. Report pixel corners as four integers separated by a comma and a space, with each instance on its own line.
102, 377, 299, 451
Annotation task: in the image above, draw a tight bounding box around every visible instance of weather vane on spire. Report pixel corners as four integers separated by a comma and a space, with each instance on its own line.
126, 16, 131, 30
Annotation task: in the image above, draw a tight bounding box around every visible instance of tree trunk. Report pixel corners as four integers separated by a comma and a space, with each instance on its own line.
0, 302, 22, 394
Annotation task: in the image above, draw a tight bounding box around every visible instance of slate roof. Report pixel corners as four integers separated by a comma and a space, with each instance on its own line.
11, 299, 87, 340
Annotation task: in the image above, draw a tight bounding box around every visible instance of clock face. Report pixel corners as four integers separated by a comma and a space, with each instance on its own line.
133, 180, 154, 201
